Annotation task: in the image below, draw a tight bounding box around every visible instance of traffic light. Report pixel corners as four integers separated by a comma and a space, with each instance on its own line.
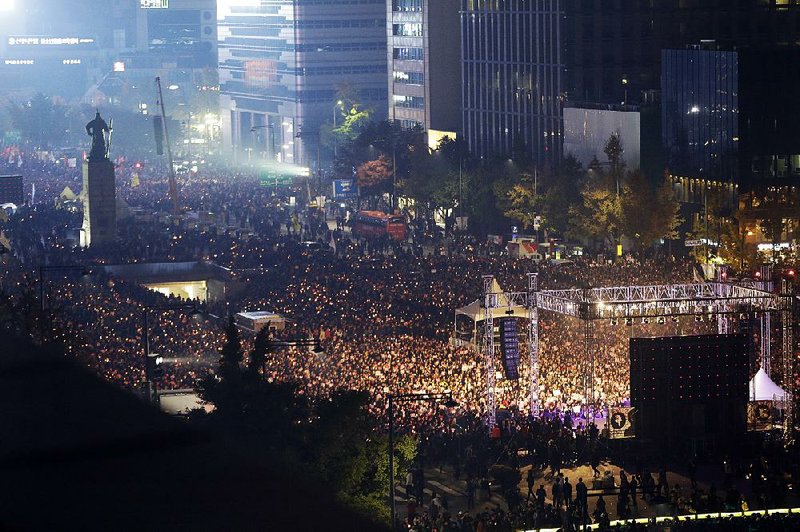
134, 161, 144, 170
146, 353, 164, 380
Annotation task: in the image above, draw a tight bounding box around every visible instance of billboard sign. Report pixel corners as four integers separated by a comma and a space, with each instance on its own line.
332, 179, 357, 199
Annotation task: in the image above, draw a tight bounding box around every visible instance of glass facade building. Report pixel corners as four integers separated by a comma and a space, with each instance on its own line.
662, 48, 739, 184
663, 45, 800, 191
218, 0, 387, 167
460, 0, 562, 163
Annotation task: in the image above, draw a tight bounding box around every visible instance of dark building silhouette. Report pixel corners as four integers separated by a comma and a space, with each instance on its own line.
562, 0, 800, 106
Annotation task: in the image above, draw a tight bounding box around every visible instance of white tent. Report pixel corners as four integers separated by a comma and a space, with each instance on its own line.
454, 279, 527, 321
749, 368, 786, 401
453, 279, 527, 345
60, 186, 77, 201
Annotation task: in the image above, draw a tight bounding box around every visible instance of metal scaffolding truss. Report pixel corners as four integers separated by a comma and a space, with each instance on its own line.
479, 277, 794, 434
534, 282, 788, 320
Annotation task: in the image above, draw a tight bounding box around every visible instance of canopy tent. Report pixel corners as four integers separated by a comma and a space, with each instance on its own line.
453, 279, 527, 346
454, 279, 527, 321
750, 368, 786, 401
60, 186, 77, 201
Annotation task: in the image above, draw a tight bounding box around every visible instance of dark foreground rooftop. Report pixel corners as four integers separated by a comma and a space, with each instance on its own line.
0, 336, 380, 531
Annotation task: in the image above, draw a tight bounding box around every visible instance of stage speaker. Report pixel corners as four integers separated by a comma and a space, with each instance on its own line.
630, 334, 748, 450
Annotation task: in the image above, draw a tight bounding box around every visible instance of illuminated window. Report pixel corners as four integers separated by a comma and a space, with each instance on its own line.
393, 71, 424, 85
392, 0, 421, 12
392, 23, 422, 37
392, 95, 425, 109
392, 47, 423, 61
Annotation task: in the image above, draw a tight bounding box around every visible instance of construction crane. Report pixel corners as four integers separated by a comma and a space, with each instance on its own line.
155, 76, 179, 214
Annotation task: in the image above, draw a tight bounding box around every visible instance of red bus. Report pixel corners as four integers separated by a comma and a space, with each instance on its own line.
352, 210, 407, 240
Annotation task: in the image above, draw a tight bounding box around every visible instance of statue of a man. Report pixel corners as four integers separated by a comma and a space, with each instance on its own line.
85, 111, 111, 161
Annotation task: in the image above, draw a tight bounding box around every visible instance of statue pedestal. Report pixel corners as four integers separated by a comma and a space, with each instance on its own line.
80, 159, 116, 247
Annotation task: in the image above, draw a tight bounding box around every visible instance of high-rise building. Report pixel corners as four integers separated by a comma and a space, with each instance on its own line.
662, 47, 739, 185
133, 0, 217, 69
460, 0, 562, 163
662, 45, 800, 191
218, 0, 388, 169
387, 0, 461, 138
562, 0, 800, 106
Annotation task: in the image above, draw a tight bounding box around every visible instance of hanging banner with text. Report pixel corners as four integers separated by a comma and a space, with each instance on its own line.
332, 179, 358, 199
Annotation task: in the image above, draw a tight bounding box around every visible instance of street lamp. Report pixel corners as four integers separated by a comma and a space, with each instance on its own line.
387, 392, 457, 530
142, 303, 199, 404
621, 76, 628, 106
333, 100, 343, 159
38, 265, 92, 343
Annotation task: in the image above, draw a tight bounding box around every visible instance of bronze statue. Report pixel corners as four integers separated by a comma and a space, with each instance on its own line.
85, 111, 112, 161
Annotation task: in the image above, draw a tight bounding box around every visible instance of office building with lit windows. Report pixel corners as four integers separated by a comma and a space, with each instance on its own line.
460, 0, 562, 163
387, 0, 461, 138
218, 0, 387, 169
663, 43, 800, 251
662, 47, 739, 186
663, 45, 800, 191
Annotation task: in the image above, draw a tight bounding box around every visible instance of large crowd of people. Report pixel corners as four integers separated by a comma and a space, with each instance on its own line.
1, 153, 708, 418
2, 152, 792, 530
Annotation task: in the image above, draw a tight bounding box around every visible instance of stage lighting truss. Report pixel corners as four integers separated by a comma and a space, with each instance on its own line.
533, 282, 788, 321
479, 276, 794, 436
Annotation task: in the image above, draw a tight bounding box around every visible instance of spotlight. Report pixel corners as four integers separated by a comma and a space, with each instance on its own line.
641, 317, 650, 325
739, 313, 748, 320
610, 318, 619, 326
656, 317, 666, 325
695, 315, 704, 322
671, 316, 679, 323
624, 318, 633, 326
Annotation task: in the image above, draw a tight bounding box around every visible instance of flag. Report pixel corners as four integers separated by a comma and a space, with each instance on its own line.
30, 183, 36, 204
329, 232, 337, 254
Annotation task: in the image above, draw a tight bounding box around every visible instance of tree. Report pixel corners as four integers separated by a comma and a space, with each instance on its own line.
540, 156, 585, 236
621, 171, 682, 250
570, 170, 624, 248
356, 154, 393, 189
246, 325, 272, 379
197, 315, 243, 415
219, 315, 243, 381
8, 93, 69, 148
503, 171, 541, 231
604, 131, 624, 174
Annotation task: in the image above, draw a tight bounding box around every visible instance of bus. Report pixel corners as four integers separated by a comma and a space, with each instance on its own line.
351, 210, 407, 240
